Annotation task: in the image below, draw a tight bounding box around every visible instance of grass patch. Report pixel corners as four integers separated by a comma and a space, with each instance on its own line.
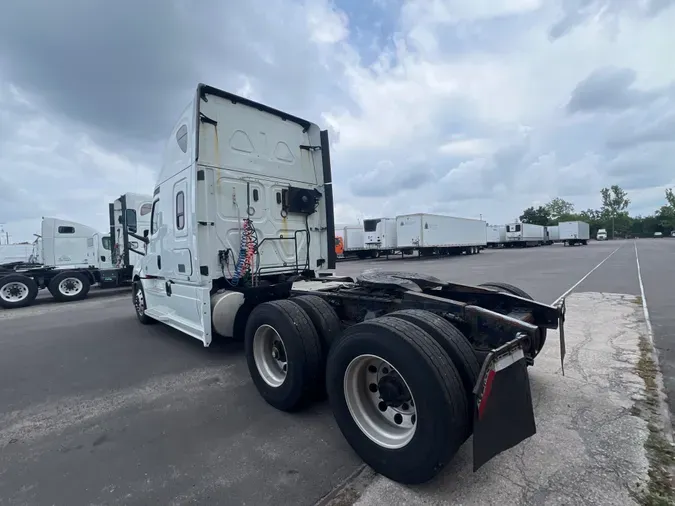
633, 334, 675, 506
635, 295, 644, 306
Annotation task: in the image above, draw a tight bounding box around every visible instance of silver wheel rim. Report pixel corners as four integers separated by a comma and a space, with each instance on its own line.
344, 354, 417, 449
253, 324, 288, 388
135, 287, 145, 315
58, 277, 83, 296
1, 282, 30, 303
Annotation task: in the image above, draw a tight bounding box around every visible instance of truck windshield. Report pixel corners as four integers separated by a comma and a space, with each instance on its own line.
363, 219, 380, 232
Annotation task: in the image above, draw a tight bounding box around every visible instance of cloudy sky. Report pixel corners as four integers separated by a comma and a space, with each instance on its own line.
1, 0, 674, 242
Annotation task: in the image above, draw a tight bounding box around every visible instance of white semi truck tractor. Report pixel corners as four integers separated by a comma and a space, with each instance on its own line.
130, 83, 566, 485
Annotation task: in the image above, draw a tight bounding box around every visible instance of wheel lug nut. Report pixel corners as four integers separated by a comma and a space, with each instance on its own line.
378, 401, 387, 412
368, 383, 378, 393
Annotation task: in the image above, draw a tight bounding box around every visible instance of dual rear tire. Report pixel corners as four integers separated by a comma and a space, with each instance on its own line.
244, 298, 476, 484
0, 271, 91, 309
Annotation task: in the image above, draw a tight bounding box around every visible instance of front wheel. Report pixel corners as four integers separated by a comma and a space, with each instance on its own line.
133, 281, 155, 325
326, 316, 468, 485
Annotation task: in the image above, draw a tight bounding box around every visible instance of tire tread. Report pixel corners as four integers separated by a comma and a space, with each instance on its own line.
388, 309, 479, 398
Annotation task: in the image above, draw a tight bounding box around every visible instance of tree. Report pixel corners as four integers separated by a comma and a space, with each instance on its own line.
600, 185, 630, 216
519, 206, 551, 226
600, 185, 630, 239
666, 188, 675, 209
545, 198, 575, 220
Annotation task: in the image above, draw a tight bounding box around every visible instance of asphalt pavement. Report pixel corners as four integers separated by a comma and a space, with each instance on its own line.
0, 239, 672, 505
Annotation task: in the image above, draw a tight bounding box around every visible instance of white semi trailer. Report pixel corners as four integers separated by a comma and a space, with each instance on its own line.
363, 217, 397, 256
546, 225, 560, 244
396, 213, 487, 256
505, 223, 545, 247
129, 83, 565, 487
486, 225, 506, 248
342, 224, 377, 259
0, 193, 152, 309
559, 221, 590, 246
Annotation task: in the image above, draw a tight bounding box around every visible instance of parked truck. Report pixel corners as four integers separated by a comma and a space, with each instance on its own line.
363, 217, 397, 256
596, 228, 608, 241
129, 83, 566, 486
559, 221, 589, 246
0, 218, 113, 308
108, 192, 153, 284
396, 213, 487, 256
486, 225, 505, 248
0, 193, 152, 309
505, 223, 545, 247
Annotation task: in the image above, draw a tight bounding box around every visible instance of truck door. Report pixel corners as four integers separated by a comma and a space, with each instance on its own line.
88, 233, 99, 267
169, 178, 193, 281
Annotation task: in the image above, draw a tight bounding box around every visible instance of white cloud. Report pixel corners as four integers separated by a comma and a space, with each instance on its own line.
1, 0, 675, 243
438, 137, 494, 157
306, 0, 350, 44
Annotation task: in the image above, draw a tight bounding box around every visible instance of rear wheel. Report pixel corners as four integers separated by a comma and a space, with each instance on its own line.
479, 282, 547, 354
326, 316, 468, 485
0, 274, 38, 309
291, 295, 342, 356
387, 309, 479, 429
48, 272, 90, 302
245, 299, 323, 411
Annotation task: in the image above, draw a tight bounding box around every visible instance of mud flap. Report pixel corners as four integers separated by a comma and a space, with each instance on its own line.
472, 339, 536, 471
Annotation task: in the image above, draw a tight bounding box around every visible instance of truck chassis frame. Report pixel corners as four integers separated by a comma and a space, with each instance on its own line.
149, 269, 566, 484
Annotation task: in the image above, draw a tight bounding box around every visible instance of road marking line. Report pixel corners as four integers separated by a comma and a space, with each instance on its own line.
552, 245, 622, 306
634, 242, 674, 445
634, 241, 653, 343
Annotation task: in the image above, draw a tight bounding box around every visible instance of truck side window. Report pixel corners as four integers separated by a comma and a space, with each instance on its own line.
176, 191, 185, 230
102, 237, 112, 250
140, 203, 152, 216
58, 226, 75, 234
151, 199, 160, 235
176, 124, 188, 153
126, 209, 137, 233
